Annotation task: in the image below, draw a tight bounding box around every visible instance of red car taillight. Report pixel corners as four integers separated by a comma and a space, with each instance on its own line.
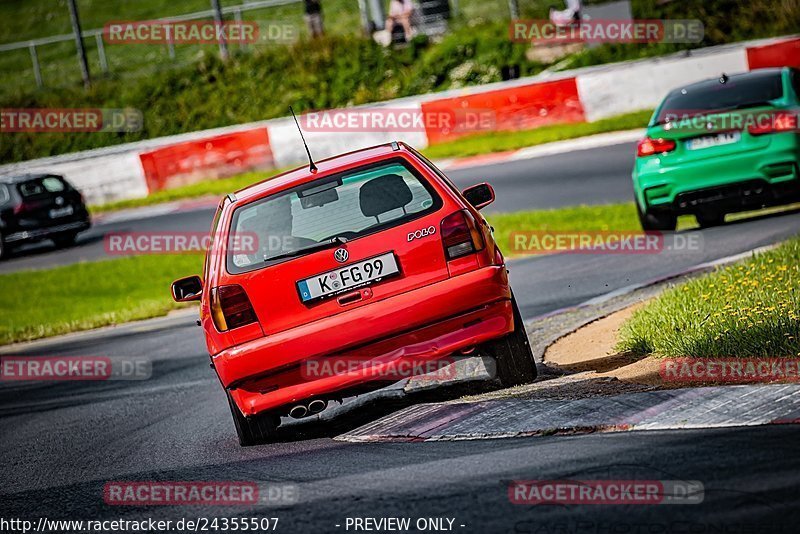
748, 112, 798, 136
13, 202, 32, 215
210, 285, 257, 331
441, 210, 485, 260
637, 137, 676, 157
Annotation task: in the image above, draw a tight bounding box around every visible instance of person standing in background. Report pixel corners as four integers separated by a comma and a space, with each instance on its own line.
304, 0, 324, 37
386, 0, 414, 42
550, 0, 582, 26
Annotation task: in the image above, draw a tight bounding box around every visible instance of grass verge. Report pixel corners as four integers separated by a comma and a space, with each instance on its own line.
487, 202, 699, 256
424, 110, 651, 160
0, 254, 203, 345
616, 236, 800, 358
488, 202, 640, 255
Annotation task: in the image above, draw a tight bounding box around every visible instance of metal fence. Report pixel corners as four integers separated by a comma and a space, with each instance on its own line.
0, 0, 303, 88
0, 0, 488, 91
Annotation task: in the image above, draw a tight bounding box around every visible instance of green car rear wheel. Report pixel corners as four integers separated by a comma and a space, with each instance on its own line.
637, 202, 677, 231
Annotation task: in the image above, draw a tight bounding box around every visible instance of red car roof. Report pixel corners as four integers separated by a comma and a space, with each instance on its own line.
233, 142, 408, 205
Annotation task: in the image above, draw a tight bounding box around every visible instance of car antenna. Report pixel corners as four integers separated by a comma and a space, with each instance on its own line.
289, 106, 317, 174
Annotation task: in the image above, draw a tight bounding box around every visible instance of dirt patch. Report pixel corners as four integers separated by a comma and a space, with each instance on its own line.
543, 301, 670, 388
545, 302, 646, 368
595, 357, 665, 387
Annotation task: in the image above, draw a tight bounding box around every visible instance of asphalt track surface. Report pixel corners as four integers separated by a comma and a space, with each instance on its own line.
3, 141, 800, 531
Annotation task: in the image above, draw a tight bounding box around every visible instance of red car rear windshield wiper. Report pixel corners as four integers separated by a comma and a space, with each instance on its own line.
264, 235, 348, 263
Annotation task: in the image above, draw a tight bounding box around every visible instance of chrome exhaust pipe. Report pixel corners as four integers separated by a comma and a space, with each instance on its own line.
308, 399, 327, 414
289, 404, 308, 419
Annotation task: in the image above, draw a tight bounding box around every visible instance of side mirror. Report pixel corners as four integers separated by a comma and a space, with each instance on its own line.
462, 183, 495, 210
171, 275, 203, 302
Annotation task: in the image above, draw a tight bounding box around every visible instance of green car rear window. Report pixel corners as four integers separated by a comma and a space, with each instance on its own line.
655, 70, 784, 124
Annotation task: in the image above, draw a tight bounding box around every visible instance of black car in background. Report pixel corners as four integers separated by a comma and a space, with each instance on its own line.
0, 173, 91, 259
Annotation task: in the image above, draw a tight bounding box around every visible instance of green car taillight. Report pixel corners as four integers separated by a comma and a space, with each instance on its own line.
637, 137, 676, 157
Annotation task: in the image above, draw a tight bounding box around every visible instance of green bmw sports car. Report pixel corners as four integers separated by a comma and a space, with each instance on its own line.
633, 67, 800, 231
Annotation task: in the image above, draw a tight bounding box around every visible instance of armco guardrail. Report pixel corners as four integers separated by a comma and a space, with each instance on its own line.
1, 35, 797, 206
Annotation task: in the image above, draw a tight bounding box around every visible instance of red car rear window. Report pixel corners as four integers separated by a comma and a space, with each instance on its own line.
226, 158, 443, 274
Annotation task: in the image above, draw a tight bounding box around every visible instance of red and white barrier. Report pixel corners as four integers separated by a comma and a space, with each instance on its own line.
746, 37, 800, 69
421, 77, 585, 144
266, 113, 428, 169
139, 127, 274, 193
1, 35, 796, 205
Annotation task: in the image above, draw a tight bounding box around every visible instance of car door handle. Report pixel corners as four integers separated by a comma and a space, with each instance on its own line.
337, 291, 363, 306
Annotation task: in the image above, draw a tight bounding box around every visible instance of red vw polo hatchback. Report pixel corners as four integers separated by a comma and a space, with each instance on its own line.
172, 142, 536, 445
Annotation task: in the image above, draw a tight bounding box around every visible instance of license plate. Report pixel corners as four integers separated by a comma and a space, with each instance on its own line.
297, 252, 399, 303
48, 206, 74, 218
686, 131, 741, 151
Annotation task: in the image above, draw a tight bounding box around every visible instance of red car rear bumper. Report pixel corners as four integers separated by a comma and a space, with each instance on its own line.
217, 265, 513, 416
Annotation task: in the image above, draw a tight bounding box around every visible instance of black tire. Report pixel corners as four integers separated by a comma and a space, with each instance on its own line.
51, 232, 78, 249
636, 202, 676, 231
0, 236, 6, 261
226, 390, 278, 446
486, 295, 538, 387
696, 210, 725, 228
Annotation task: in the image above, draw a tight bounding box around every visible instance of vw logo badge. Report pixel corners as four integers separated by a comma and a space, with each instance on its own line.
334, 248, 349, 263
55, 197, 64, 206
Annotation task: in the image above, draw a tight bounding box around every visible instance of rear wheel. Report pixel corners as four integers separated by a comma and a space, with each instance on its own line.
51, 232, 78, 249
0, 236, 6, 260
696, 210, 725, 228
486, 295, 538, 387
226, 390, 279, 446
637, 203, 676, 231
